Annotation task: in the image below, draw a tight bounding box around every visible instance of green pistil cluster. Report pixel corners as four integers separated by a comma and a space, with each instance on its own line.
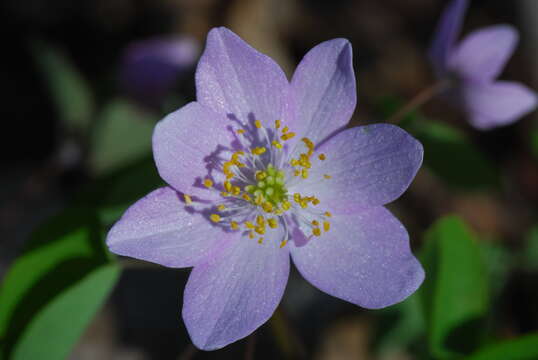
245, 164, 287, 206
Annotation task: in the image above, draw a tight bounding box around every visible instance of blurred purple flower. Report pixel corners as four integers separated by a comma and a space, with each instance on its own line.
120, 35, 200, 106
107, 27, 424, 350
430, 0, 537, 129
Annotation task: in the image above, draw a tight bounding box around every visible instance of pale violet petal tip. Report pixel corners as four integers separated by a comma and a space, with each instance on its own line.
448, 25, 519, 82
195, 27, 288, 127
463, 81, 538, 129
429, 0, 469, 75
287, 38, 356, 147
106, 187, 226, 268
290, 207, 424, 309
182, 228, 290, 350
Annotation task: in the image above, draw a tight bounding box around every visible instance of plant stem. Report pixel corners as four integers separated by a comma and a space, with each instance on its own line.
269, 307, 307, 359
386, 80, 450, 124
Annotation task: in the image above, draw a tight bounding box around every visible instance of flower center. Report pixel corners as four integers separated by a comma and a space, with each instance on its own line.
186, 119, 333, 247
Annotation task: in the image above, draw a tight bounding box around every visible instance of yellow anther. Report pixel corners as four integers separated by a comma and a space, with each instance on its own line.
318, 153, 326, 161
203, 178, 213, 188
274, 208, 284, 216
252, 147, 266, 156
249, 231, 255, 239
282, 201, 291, 211
301, 169, 309, 179
245, 221, 255, 229
275, 119, 281, 129
323, 221, 331, 232
183, 194, 193, 205
282, 126, 289, 133
300, 200, 308, 209
262, 202, 273, 213
224, 181, 232, 192
230, 221, 239, 230
242, 193, 251, 202
312, 228, 321, 237
255, 120, 262, 129
324, 211, 332, 217
272, 140, 283, 149
255, 171, 268, 181
293, 193, 301, 203
220, 191, 229, 197
311, 198, 320, 205
258, 237, 264, 244
268, 218, 278, 228
217, 204, 226, 211
294, 169, 301, 177
255, 226, 266, 235
210, 214, 221, 223
237, 129, 245, 134
256, 215, 265, 226
232, 186, 241, 195
311, 220, 319, 226
280, 240, 288, 248
323, 174, 332, 179
281, 132, 296, 141
255, 193, 265, 205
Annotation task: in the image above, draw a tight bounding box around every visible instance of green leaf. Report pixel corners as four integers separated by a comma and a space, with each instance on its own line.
419, 216, 489, 359
75, 156, 163, 225
466, 333, 538, 360
30, 41, 94, 133
90, 99, 157, 175
374, 293, 425, 354
406, 118, 498, 190
10, 264, 119, 360
0, 209, 118, 359
521, 226, 538, 271
377, 96, 498, 190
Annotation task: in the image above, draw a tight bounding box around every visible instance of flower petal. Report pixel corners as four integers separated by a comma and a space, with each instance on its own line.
182, 230, 290, 350
290, 207, 424, 309
429, 0, 469, 76
287, 38, 356, 147
448, 25, 519, 82
153, 101, 236, 199
289, 124, 423, 213
462, 80, 538, 129
195, 27, 288, 126
107, 187, 227, 268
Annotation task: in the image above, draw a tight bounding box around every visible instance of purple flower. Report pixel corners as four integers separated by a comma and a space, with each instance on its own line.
107, 27, 424, 350
120, 35, 200, 106
430, 0, 537, 129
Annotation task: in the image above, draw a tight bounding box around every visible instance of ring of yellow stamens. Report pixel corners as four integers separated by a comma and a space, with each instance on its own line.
204, 119, 332, 247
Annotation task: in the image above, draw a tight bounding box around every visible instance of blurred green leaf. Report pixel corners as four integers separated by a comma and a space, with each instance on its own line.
419, 216, 489, 359
466, 333, 538, 360
0, 209, 118, 359
11, 264, 119, 360
31, 41, 94, 133
374, 293, 425, 355
521, 226, 538, 271
75, 156, 163, 225
378, 96, 498, 190
90, 99, 157, 175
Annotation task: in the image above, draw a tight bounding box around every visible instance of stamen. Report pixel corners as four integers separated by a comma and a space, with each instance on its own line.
210, 214, 221, 223
183, 194, 193, 205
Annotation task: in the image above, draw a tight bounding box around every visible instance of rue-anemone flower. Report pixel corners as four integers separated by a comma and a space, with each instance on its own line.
429, 0, 537, 129
120, 35, 200, 106
107, 27, 424, 350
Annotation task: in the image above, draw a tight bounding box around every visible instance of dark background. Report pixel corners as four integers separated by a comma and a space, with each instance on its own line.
1, 0, 537, 359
